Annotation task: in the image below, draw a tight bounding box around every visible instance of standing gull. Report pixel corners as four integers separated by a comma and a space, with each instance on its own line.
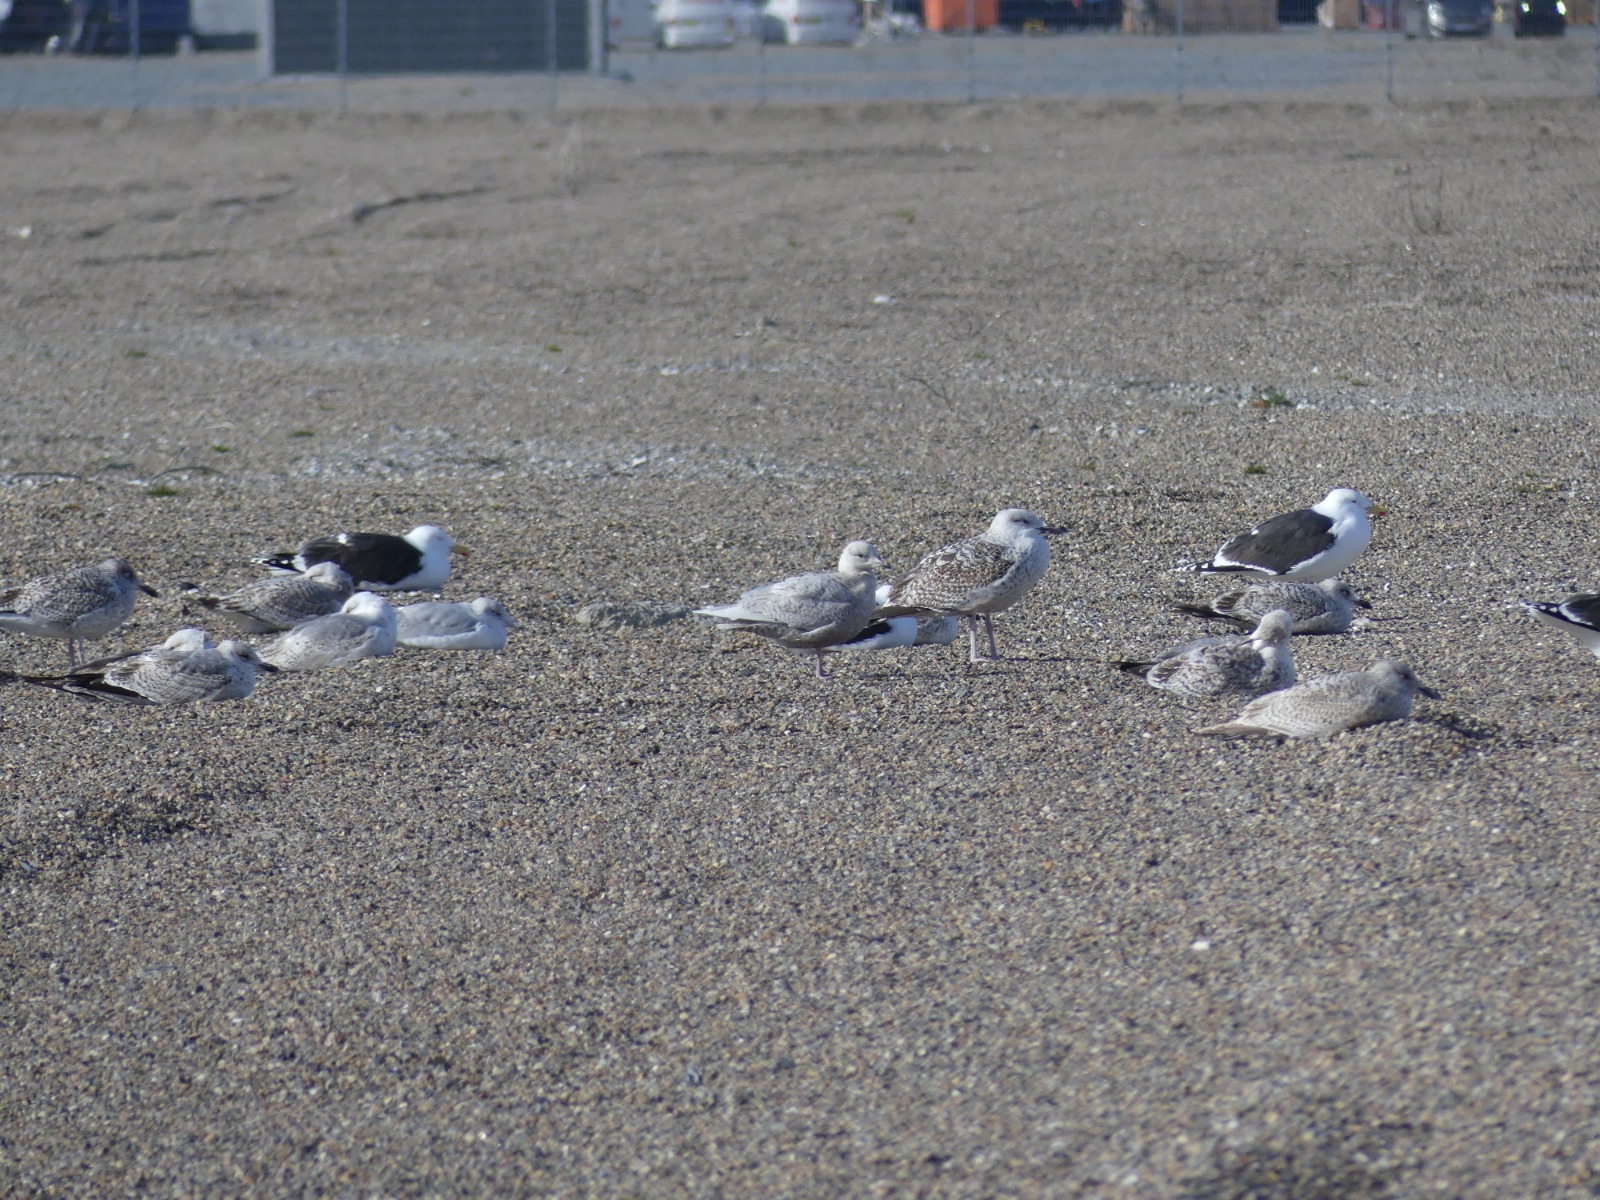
1114, 609, 1296, 698
1521, 594, 1600, 659
259, 592, 399, 671
1199, 489, 1382, 582
1197, 659, 1438, 739
695, 540, 886, 678
0, 558, 159, 668
255, 525, 466, 592
396, 597, 518, 651
1175, 578, 1370, 635
19, 629, 276, 706
877, 508, 1063, 663
181, 562, 355, 634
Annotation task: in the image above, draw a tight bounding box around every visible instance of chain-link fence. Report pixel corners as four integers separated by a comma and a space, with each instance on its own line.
1, 0, 1596, 109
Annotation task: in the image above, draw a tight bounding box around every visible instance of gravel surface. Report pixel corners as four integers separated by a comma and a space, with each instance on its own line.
2, 97, 1600, 1196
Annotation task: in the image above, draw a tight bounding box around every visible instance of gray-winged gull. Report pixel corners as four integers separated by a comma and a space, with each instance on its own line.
0, 558, 160, 668
1115, 609, 1296, 698
259, 591, 399, 671
877, 508, 1063, 663
695, 540, 885, 678
396, 596, 518, 651
1175, 578, 1370, 635
1197, 658, 1438, 739
1199, 489, 1381, 582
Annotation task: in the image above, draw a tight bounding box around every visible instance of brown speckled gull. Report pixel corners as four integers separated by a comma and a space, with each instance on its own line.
1197, 658, 1439, 739
0, 557, 159, 668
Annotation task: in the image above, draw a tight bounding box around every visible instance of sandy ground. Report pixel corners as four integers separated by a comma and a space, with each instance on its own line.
2, 96, 1600, 1196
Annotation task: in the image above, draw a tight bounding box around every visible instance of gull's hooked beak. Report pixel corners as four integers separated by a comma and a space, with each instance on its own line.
1354, 596, 1374, 610
1418, 680, 1441, 699
1367, 504, 1389, 519
452, 545, 472, 558
1040, 524, 1067, 537
138, 582, 160, 597
256, 661, 281, 674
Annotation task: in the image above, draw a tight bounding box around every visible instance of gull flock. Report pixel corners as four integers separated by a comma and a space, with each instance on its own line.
1, 488, 1595, 739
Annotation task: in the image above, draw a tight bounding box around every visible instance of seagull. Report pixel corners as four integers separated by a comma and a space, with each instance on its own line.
1521, 594, 1600, 658
1174, 578, 1370, 635
258, 592, 399, 671
877, 508, 1064, 663
0, 558, 159, 669
824, 613, 961, 654
18, 629, 276, 706
180, 562, 355, 634
395, 597, 518, 651
254, 525, 466, 592
695, 540, 886, 678
1199, 489, 1382, 582
1196, 659, 1438, 739
1114, 609, 1296, 698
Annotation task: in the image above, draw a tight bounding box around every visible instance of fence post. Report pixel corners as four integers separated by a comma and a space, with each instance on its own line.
966, 0, 976, 103
130, 0, 141, 110
1384, 0, 1394, 101
336, 0, 348, 111
1175, 0, 1184, 101
547, 0, 560, 106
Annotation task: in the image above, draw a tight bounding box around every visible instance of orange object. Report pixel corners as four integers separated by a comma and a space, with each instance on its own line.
922, 0, 999, 31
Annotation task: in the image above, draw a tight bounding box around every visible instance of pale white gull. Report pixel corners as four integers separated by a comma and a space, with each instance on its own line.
1521, 594, 1600, 659
396, 597, 518, 651
695, 540, 885, 678
1199, 489, 1382, 582
877, 508, 1063, 663
254, 525, 465, 592
182, 562, 355, 634
19, 629, 276, 706
1197, 659, 1438, 739
1175, 578, 1370, 635
0, 558, 159, 669
259, 592, 399, 671
1115, 609, 1296, 698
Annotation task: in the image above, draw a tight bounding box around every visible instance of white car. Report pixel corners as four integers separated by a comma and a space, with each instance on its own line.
761, 0, 860, 43
656, 0, 737, 47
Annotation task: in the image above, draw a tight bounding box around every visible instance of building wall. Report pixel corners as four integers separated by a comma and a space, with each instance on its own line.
269, 0, 591, 73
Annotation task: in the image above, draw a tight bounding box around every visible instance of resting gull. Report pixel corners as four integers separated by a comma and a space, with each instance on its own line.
1521, 594, 1600, 658
181, 562, 355, 634
396, 597, 518, 651
1175, 578, 1370, 635
1115, 609, 1296, 698
695, 540, 885, 678
1197, 659, 1438, 739
877, 508, 1063, 663
0, 558, 159, 669
826, 613, 962, 654
255, 525, 465, 592
1200, 489, 1381, 582
259, 591, 399, 671
19, 628, 275, 706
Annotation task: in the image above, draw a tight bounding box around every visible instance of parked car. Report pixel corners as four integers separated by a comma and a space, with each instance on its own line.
1512, 0, 1564, 33
0, 0, 69, 51
761, 0, 859, 43
1425, 0, 1492, 34
656, 0, 737, 45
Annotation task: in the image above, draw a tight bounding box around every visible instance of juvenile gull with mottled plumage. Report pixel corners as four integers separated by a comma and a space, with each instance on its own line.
877, 508, 1063, 663
1115, 609, 1296, 698
18, 628, 275, 706
1197, 659, 1438, 739
182, 562, 354, 634
695, 540, 885, 678
1175, 578, 1370, 635
0, 558, 159, 669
